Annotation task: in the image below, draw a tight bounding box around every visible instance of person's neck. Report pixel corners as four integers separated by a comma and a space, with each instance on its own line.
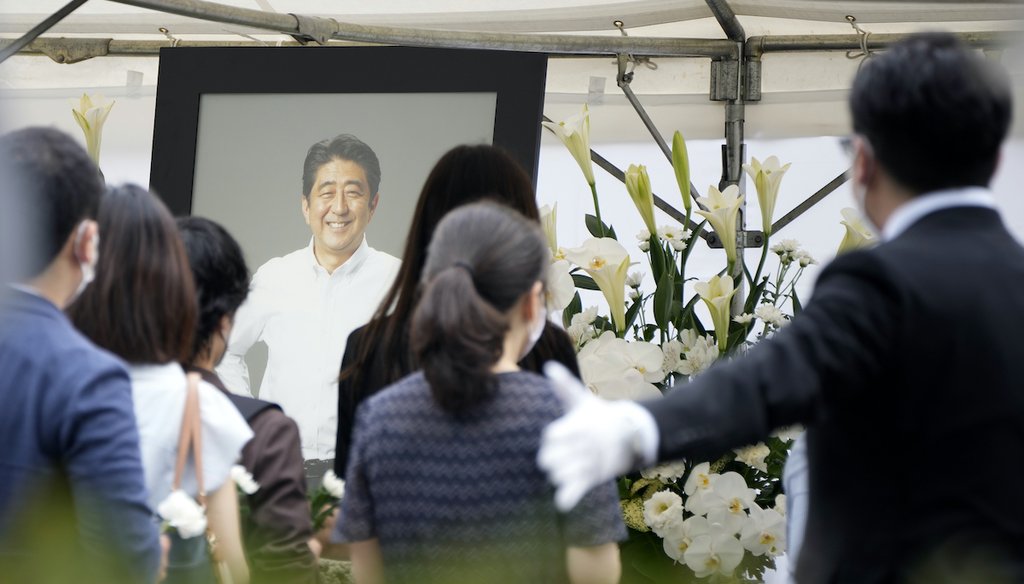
313, 242, 354, 275
867, 175, 915, 232
492, 327, 526, 373
25, 261, 77, 309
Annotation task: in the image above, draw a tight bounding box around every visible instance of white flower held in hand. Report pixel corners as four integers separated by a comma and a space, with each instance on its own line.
322, 470, 346, 499
158, 489, 207, 539
231, 465, 260, 495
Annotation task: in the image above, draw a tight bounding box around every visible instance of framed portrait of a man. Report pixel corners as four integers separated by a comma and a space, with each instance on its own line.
150, 46, 547, 474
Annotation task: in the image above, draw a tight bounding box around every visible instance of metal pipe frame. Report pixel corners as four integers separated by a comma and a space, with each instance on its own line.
704, 0, 745, 43
0, 0, 90, 65
745, 31, 1018, 58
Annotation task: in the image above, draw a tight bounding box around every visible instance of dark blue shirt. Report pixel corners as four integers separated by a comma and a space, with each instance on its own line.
0, 289, 161, 582
337, 370, 625, 584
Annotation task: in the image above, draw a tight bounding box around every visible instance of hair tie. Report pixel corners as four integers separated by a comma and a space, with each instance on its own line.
451, 261, 475, 278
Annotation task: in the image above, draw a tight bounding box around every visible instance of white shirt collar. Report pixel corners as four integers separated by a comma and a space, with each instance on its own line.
881, 186, 996, 241
305, 236, 371, 277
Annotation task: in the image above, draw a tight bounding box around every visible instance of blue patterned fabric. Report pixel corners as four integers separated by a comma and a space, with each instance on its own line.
337, 370, 625, 584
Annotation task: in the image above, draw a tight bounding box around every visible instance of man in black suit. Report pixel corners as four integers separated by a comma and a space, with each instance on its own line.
539, 33, 1022, 583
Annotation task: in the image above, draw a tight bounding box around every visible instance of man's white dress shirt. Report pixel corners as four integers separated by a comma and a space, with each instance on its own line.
217, 237, 400, 460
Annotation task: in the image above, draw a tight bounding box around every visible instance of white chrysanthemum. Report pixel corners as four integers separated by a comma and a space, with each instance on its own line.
754, 304, 788, 327
770, 239, 800, 255
641, 461, 687, 482
643, 490, 684, 536
671, 240, 688, 251
636, 228, 651, 241
625, 271, 644, 288
684, 533, 744, 578
678, 335, 718, 376
662, 515, 710, 562
793, 249, 817, 267
733, 443, 771, 473
657, 224, 687, 246
231, 465, 260, 495
661, 340, 685, 375
733, 313, 753, 324
322, 470, 346, 499
679, 329, 699, 352
638, 240, 650, 252
157, 490, 207, 539
571, 306, 599, 327
740, 504, 787, 556
628, 289, 642, 302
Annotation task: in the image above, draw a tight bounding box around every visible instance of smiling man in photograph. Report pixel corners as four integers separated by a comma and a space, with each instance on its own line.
218, 134, 401, 486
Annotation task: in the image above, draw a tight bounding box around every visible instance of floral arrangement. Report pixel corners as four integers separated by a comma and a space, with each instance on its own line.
542, 106, 871, 582
310, 469, 346, 531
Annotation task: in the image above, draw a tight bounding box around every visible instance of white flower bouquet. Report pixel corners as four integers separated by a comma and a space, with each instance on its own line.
542, 105, 850, 582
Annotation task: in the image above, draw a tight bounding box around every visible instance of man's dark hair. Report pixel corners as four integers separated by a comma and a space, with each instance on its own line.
0, 127, 103, 277
176, 217, 250, 364
850, 32, 1013, 195
301, 134, 381, 199
68, 184, 197, 365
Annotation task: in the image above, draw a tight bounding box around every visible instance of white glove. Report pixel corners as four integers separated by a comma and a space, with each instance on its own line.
537, 361, 660, 512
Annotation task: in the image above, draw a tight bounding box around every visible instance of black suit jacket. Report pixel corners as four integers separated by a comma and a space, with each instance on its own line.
644, 207, 1024, 583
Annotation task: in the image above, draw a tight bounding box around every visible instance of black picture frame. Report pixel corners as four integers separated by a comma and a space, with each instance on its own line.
150, 46, 548, 215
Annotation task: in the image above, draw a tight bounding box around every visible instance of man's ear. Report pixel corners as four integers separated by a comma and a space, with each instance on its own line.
368, 192, 380, 217
853, 137, 876, 190
73, 219, 99, 264
301, 195, 311, 226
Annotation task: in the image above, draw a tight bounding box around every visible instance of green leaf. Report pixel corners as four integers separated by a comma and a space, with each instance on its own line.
585, 214, 617, 240
562, 291, 582, 328
625, 297, 643, 331
743, 276, 769, 315
792, 288, 803, 315
679, 294, 705, 336
571, 273, 600, 291
653, 268, 675, 330
648, 236, 666, 283
642, 324, 658, 342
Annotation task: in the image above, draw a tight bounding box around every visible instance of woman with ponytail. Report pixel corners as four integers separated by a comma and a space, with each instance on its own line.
335, 202, 623, 584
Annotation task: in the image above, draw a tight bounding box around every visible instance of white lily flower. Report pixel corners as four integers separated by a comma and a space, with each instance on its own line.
625, 164, 659, 236
157, 489, 207, 539
539, 204, 559, 258
643, 490, 684, 536
545, 259, 575, 312
694, 275, 738, 353
744, 156, 791, 237
838, 207, 877, 254
230, 465, 260, 495
322, 470, 346, 499
696, 185, 744, 267
70, 93, 115, 164
542, 105, 595, 186
563, 238, 632, 333
733, 442, 771, 473
684, 533, 744, 578
662, 515, 710, 562
741, 504, 787, 556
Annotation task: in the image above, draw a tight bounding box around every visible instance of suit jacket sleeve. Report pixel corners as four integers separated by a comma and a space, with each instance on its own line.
243, 410, 317, 584
645, 250, 904, 462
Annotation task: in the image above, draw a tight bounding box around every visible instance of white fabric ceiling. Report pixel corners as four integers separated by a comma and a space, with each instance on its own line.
0, 0, 1022, 140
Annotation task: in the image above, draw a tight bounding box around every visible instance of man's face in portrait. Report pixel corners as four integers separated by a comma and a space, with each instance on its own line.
301, 157, 378, 261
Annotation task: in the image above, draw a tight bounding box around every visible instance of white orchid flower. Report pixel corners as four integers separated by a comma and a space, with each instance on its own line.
625, 164, 658, 237
694, 275, 738, 353
545, 259, 575, 312
542, 104, 594, 186
157, 489, 207, 539
662, 515, 711, 562
684, 533, 744, 578
837, 207, 877, 254
696, 185, 744, 267
743, 156, 791, 236
563, 238, 632, 333
577, 332, 662, 400
740, 504, 787, 556
70, 93, 115, 164
539, 204, 563, 260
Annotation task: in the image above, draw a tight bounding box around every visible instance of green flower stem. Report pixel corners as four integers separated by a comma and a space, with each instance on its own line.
749, 239, 770, 291
589, 182, 605, 238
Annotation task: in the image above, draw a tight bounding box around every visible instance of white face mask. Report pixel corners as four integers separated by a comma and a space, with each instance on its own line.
519, 302, 547, 361
70, 221, 99, 302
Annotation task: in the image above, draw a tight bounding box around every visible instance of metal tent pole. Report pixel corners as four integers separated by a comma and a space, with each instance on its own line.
0, 0, 90, 64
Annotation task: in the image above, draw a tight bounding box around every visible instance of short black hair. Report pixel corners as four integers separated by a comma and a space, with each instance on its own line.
176, 216, 250, 364
301, 134, 381, 199
0, 127, 103, 277
849, 32, 1012, 194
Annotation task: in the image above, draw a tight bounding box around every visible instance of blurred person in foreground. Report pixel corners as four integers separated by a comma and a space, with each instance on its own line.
179, 216, 318, 584
0, 127, 162, 582
539, 33, 1023, 583
337, 202, 623, 584
69, 185, 253, 583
